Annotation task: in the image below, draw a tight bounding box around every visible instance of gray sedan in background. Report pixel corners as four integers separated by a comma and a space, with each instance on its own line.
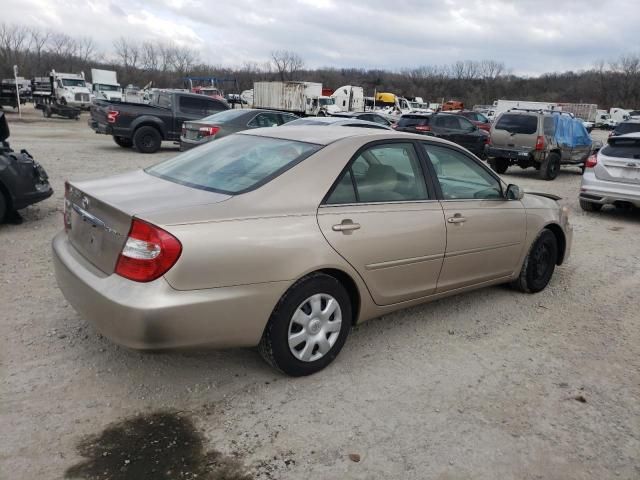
180, 108, 298, 150
580, 133, 640, 211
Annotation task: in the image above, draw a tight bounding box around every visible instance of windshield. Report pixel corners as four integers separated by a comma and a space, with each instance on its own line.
319, 98, 335, 106
96, 84, 120, 92
61, 78, 86, 87
495, 114, 538, 134
146, 134, 321, 194
200, 109, 247, 123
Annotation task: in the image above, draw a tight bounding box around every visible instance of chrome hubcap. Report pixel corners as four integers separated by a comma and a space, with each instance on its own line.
288, 293, 342, 362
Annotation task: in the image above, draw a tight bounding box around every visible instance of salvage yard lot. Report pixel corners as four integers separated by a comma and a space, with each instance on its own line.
1, 107, 639, 479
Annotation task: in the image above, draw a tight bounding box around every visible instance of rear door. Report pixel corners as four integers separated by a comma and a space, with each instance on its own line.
420, 143, 526, 291
317, 141, 446, 305
431, 115, 456, 141
594, 137, 640, 185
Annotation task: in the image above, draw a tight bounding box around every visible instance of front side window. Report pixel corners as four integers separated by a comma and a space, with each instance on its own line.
326, 143, 428, 204
157, 93, 172, 109
147, 134, 321, 194
422, 144, 503, 200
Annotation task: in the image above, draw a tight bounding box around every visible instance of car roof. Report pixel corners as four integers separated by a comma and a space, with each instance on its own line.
285, 117, 390, 129
240, 125, 417, 145
619, 119, 640, 124
615, 132, 640, 138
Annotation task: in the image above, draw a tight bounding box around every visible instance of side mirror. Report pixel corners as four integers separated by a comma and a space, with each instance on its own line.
506, 184, 524, 200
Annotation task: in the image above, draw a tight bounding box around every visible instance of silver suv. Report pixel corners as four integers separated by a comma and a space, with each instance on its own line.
487, 110, 593, 180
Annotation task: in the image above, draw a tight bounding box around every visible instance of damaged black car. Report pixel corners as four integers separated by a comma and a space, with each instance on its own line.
0, 110, 53, 223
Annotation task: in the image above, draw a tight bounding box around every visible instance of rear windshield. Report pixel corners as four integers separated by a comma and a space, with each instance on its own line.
495, 114, 538, 134
146, 134, 322, 194
397, 115, 430, 127
615, 123, 640, 135
602, 138, 640, 159
200, 109, 247, 123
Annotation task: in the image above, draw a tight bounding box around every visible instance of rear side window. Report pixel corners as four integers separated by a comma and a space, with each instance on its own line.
601, 138, 640, 159
146, 135, 321, 194
616, 123, 640, 135
495, 114, 538, 134
543, 117, 556, 136
326, 143, 428, 204
397, 116, 430, 127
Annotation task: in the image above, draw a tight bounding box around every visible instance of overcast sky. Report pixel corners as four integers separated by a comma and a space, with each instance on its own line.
4, 0, 639, 76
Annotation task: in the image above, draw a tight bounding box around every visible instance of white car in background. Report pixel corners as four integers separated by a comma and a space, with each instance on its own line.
579, 133, 640, 211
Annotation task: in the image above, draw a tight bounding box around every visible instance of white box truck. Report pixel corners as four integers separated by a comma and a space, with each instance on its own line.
253, 81, 325, 116
51, 70, 91, 109
90, 69, 122, 102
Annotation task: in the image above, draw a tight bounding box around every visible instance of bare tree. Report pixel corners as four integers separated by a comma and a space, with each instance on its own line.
270, 50, 304, 81
77, 36, 97, 63
113, 37, 139, 71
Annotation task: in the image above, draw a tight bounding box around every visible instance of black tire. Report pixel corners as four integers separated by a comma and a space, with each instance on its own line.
488, 158, 508, 174
259, 273, 352, 376
59, 97, 67, 106
0, 191, 7, 223
45, 106, 52, 118
114, 136, 134, 148
579, 198, 602, 212
540, 152, 560, 180
511, 229, 558, 293
133, 126, 162, 154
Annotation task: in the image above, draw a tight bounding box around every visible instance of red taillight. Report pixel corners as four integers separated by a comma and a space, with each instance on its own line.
415, 125, 431, 132
115, 219, 182, 282
484, 135, 491, 145
535, 135, 545, 151
63, 181, 72, 232
199, 126, 220, 137
585, 154, 598, 168
107, 110, 119, 123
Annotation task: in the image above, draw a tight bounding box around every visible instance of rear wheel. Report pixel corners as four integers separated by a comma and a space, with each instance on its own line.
579, 198, 603, 212
488, 158, 509, 174
133, 126, 162, 154
540, 152, 560, 180
259, 273, 352, 376
511, 229, 558, 293
114, 136, 134, 148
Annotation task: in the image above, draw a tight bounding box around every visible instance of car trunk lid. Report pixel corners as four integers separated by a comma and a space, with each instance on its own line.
594, 136, 640, 185
66, 170, 230, 274
183, 121, 220, 141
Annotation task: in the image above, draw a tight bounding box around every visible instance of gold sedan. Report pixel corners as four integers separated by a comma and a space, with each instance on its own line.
53, 126, 572, 376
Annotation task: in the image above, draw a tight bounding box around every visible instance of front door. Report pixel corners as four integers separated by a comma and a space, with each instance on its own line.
317, 142, 446, 305
420, 143, 526, 292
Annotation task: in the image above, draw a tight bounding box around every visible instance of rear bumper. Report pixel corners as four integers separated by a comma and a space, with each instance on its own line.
88, 118, 111, 135
580, 172, 640, 207
488, 147, 538, 161
52, 232, 286, 350
13, 182, 53, 210
179, 136, 208, 151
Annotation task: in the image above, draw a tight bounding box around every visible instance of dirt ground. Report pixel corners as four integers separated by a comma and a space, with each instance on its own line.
1, 106, 638, 480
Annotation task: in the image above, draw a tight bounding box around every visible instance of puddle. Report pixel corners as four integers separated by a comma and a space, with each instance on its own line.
65, 411, 252, 480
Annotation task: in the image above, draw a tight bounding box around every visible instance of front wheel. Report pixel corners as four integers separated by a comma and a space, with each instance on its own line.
259, 273, 352, 376
511, 229, 558, 293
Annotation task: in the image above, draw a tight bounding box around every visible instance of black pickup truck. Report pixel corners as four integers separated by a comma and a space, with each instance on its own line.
88, 91, 229, 153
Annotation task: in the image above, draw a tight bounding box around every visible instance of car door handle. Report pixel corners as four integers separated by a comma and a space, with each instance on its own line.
447, 215, 467, 224
332, 220, 361, 232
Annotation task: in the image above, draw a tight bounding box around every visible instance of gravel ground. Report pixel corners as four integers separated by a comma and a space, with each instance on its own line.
1, 106, 639, 480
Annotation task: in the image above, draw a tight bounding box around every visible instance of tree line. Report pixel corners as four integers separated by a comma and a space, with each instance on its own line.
1, 22, 639, 109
